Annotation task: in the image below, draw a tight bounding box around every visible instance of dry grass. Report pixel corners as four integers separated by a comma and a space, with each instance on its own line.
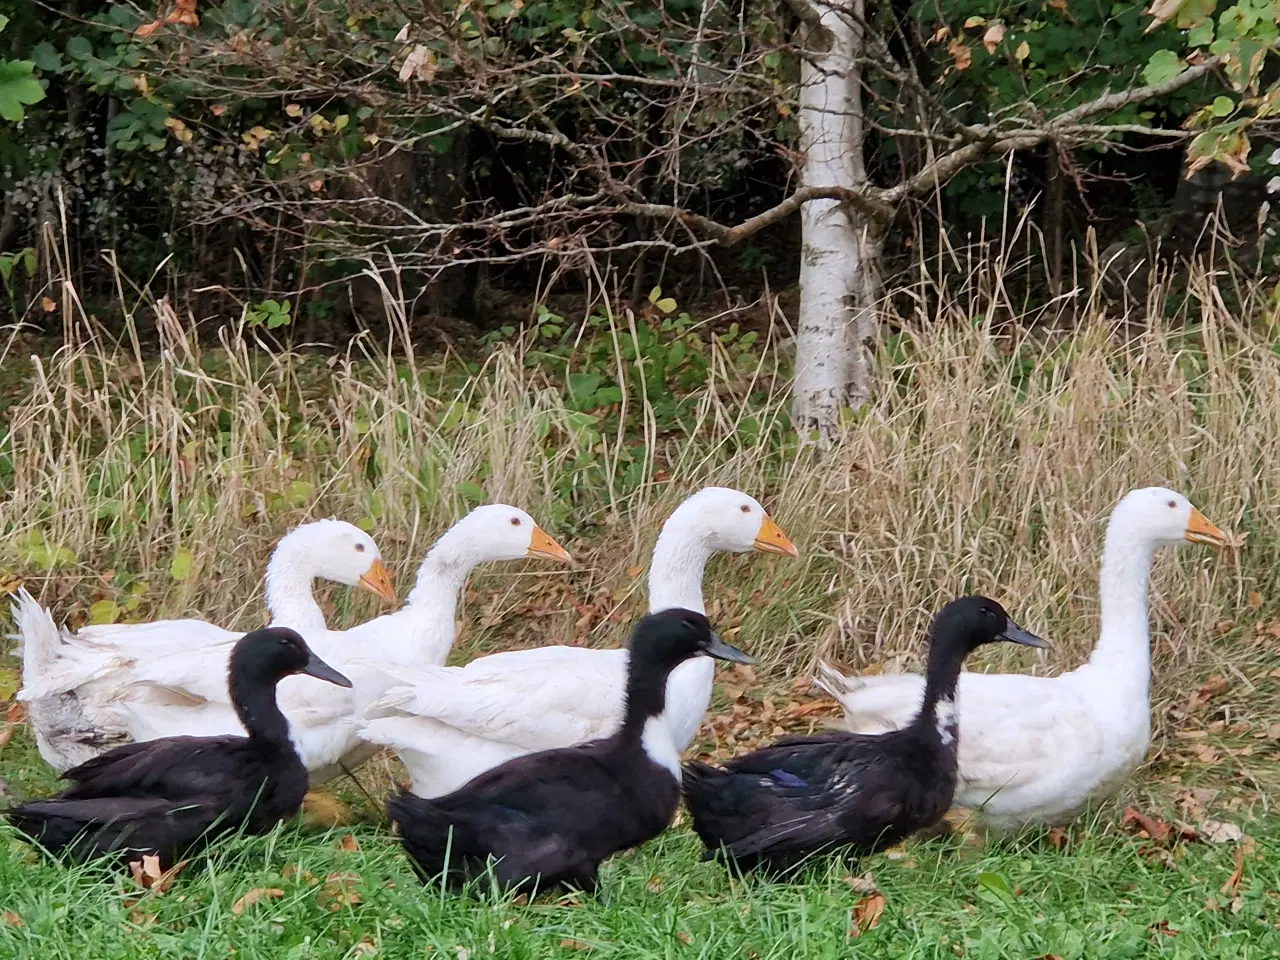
2, 258, 1279, 771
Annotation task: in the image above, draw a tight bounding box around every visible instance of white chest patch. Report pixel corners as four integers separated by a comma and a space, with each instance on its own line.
641, 715, 682, 780
935, 695, 958, 747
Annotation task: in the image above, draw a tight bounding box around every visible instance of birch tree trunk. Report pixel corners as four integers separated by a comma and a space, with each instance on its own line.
790, 0, 881, 442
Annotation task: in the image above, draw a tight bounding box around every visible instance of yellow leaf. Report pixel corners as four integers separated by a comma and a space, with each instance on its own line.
89, 599, 120, 625
655, 297, 677, 314
647, 285, 663, 305
231, 888, 284, 914
169, 548, 193, 581
285, 104, 303, 117
1015, 40, 1030, 61
964, 15, 986, 27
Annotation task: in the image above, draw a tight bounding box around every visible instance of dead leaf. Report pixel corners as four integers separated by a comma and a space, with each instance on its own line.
948, 38, 972, 71
646, 875, 664, 894
128, 854, 187, 894
318, 873, 363, 911
1202, 820, 1244, 843
210, 104, 226, 116
1048, 828, 1068, 850
351, 938, 377, 956
982, 23, 1005, 54
559, 939, 592, 951
1248, 591, 1263, 609
850, 893, 886, 937
1187, 674, 1229, 711
135, 0, 199, 37
41, 297, 57, 313
676, 931, 693, 945
1123, 806, 1171, 844
1220, 845, 1245, 896
843, 872, 879, 894
1151, 919, 1180, 936
1143, 0, 1184, 33
231, 887, 284, 914
337, 833, 360, 852
1, 912, 22, 927
1195, 743, 1220, 763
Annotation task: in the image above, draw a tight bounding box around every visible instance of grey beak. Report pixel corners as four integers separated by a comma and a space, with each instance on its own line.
1000, 619, 1050, 650
300, 651, 353, 688
701, 631, 755, 664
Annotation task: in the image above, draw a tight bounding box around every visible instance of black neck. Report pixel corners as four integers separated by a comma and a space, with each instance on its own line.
617, 650, 682, 741
910, 633, 968, 735
228, 664, 293, 749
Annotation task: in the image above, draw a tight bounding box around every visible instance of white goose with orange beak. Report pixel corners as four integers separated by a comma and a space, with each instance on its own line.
816, 487, 1230, 829
13, 519, 397, 773
356, 486, 798, 798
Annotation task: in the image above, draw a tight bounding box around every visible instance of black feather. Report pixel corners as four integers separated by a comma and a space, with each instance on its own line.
389, 608, 750, 896
682, 595, 1042, 876
6, 627, 351, 869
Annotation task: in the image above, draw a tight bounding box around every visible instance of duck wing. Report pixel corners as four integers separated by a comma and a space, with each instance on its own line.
8, 795, 225, 863
58, 735, 257, 802
684, 738, 908, 860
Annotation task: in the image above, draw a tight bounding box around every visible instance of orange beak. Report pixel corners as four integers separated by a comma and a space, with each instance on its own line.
753, 515, 799, 557
357, 557, 397, 603
527, 526, 573, 563
1184, 507, 1229, 548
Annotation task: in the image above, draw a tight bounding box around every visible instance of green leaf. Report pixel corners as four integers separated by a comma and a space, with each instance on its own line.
0, 61, 45, 123
0, 14, 8, 33
976, 872, 1015, 898
286, 479, 314, 507
655, 297, 677, 314
66, 36, 93, 60
1142, 49, 1186, 86
0, 666, 19, 701
355, 516, 376, 533
1187, 18, 1214, 45
89, 599, 120, 625
169, 547, 193, 581
647, 285, 663, 305
1211, 96, 1235, 117
458, 480, 486, 503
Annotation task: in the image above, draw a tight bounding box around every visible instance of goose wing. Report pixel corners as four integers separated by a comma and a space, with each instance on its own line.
356, 647, 627, 752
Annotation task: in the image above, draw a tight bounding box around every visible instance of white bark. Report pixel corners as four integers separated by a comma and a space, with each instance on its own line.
790, 0, 880, 442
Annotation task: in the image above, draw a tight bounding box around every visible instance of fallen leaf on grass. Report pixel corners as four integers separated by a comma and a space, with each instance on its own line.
337, 833, 360, 852
1187, 675, 1229, 711
1, 911, 22, 927
849, 893, 885, 937
1048, 828, 1069, 850
1151, 919, 1179, 936
676, 931, 693, 945
231, 887, 284, 914
559, 938, 592, 951
842, 872, 879, 894
1202, 820, 1244, 843
318, 873, 363, 911
128, 854, 187, 894
646, 875, 664, 894
1033, 955, 1065, 960
1221, 845, 1245, 896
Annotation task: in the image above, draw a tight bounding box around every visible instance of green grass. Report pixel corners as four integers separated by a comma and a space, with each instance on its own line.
2, 720, 1278, 960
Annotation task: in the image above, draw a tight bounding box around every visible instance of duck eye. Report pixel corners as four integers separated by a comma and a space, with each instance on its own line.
510, 517, 522, 527
739, 505, 751, 514
355, 543, 366, 553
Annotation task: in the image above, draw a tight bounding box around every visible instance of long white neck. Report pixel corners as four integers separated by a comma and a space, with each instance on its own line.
647, 522, 718, 750
263, 535, 328, 634
647, 525, 714, 615
392, 528, 484, 665
1085, 519, 1158, 697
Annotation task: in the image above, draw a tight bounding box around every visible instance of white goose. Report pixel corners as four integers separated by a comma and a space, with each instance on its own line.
12, 519, 396, 773
103, 504, 573, 784
815, 487, 1229, 829
356, 486, 798, 798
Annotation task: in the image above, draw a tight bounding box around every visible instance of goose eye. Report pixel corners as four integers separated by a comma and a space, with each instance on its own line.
355, 543, 366, 553
510, 517, 522, 527
739, 505, 751, 514
1167, 500, 1177, 509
